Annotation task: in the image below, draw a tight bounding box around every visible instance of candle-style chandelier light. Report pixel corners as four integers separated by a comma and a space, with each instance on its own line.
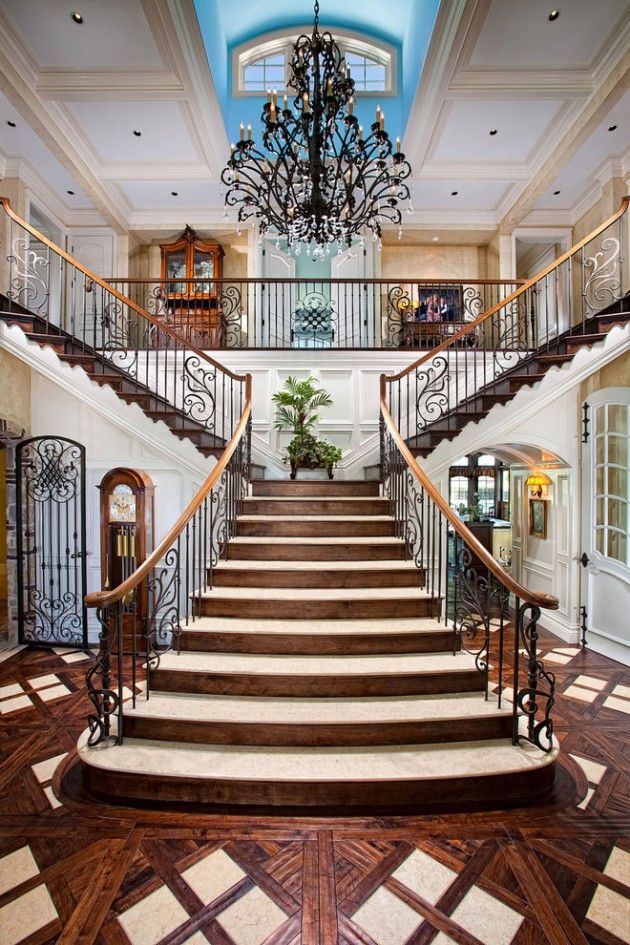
221, 0, 412, 258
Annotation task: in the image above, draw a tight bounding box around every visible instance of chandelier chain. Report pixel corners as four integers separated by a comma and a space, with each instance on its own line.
313, 0, 320, 29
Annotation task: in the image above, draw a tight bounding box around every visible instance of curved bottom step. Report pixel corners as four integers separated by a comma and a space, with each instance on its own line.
76, 729, 558, 810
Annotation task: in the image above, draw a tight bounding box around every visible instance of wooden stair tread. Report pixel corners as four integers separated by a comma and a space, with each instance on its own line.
195, 585, 434, 600
238, 514, 393, 521
78, 728, 556, 783
155, 650, 473, 676
124, 690, 510, 724
230, 536, 404, 544
181, 615, 445, 635
214, 559, 417, 570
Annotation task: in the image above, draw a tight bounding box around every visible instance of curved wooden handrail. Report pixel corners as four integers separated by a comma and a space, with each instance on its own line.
0, 197, 247, 383
380, 378, 558, 611
85, 374, 252, 609
385, 196, 630, 384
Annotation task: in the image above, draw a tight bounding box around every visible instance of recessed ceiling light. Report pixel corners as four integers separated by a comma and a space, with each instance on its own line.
608, 124, 618, 131
489, 128, 498, 136
451, 190, 458, 196
67, 190, 75, 195
432, 236, 440, 242
548, 10, 560, 21
171, 191, 179, 196
132, 129, 142, 137
6, 120, 16, 127
71, 12, 83, 23
553, 189, 561, 195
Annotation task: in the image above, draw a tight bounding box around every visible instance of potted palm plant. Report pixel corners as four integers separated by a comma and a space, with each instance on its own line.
272, 376, 343, 479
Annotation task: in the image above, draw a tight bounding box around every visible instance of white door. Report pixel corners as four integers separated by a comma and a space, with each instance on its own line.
66, 231, 115, 347
260, 242, 295, 347
580, 387, 630, 664
331, 243, 373, 347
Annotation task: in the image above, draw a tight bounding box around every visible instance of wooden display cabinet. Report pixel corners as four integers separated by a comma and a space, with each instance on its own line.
98, 468, 155, 654
160, 225, 224, 346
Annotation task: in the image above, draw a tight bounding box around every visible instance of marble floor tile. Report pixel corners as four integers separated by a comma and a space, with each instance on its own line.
117, 884, 189, 945
573, 674, 606, 691
38, 683, 71, 702
603, 846, 630, 887
577, 786, 595, 810
26, 674, 59, 690
351, 886, 421, 945
554, 647, 582, 655
0, 694, 32, 713
43, 786, 62, 809
31, 752, 68, 784
391, 848, 457, 904
586, 884, 630, 944
564, 685, 597, 703
217, 886, 287, 945
602, 695, 630, 715
438, 885, 523, 945
612, 683, 630, 699
544, 652, 572, 664
0, 884, 58, 945
0, 682, 23, 698
569, 753, 607, 784
0, 846, 39, 896
181, 848, 245, 905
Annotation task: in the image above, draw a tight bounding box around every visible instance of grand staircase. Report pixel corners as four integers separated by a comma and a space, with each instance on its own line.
77, 478, 557, 810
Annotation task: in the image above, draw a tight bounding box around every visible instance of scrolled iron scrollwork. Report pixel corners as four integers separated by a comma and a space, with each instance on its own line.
452, 544, 490, 677
516, 602, 555, 753
583, 236, 622, 315
386, 284, 412, 348
101, 296, 138, 376
7, 237, 50, 315
20, 438, 81, 503
181, 355, 217, 430
219, 284, 243, 347
404, 471, 425, 570
291, 291, 337, 347
21, 590, 84, 646
86, 607, 119, 747
146, 546, 181, 658
414, 355, 449, 432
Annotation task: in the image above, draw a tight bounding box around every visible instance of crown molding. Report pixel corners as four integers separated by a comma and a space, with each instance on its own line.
520, 208, 578, 227
99, 161, 213, 181
156, 0, 230, 177
5, 156, 69, 226
449, 68, 593, 95
36, 70, 186, 100
405, 0, 481, 169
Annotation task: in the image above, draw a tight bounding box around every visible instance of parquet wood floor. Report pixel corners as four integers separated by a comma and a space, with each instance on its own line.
0, 633, 628, 945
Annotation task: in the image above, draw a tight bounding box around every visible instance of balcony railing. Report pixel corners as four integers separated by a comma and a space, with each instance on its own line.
104, 277, 523, 350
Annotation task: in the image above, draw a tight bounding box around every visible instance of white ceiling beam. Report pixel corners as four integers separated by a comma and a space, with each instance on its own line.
498, 50, 630, 233
36, 70, 186, 100
449, 70, 593, 96
99, 162, 213, 181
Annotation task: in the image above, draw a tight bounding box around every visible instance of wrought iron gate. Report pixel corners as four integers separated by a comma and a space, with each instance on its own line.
16, 436, 88, 647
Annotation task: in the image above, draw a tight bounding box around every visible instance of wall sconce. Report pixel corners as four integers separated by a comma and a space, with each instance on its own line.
526, 473, 552, 498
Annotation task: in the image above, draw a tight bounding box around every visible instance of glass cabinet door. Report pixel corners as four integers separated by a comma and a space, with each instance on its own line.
193, 250, 216, 295
164, 250, 187, 295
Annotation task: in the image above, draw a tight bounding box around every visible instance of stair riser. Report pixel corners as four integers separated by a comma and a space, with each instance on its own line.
193, 598, 437, 619
179, 630, 455, 655
123, 715, 512, 747
81, 761, 556, 809
251, 480, 380, 497
227, 543, 406, 561
237, 521, 396, 537
243, 499, 388, 516
150, 669, 483, 697
211, 568, 423, 588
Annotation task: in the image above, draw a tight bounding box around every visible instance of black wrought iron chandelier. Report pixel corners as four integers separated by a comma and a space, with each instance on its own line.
221, 0, 412, 257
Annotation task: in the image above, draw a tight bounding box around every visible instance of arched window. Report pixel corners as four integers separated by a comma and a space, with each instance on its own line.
234, 31, 395, 96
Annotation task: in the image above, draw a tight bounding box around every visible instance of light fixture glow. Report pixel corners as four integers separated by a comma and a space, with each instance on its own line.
526, 473, 552, 497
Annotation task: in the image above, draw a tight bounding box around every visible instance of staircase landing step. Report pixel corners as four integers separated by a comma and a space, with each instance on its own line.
77, 729, 557, 808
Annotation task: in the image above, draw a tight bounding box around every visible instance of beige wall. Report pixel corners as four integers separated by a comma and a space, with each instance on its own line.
572, 177, 626, 244
0, 348, 31, 432
0, 178, 28, 297
581, 349, 630, 399
380, 243, 485, 281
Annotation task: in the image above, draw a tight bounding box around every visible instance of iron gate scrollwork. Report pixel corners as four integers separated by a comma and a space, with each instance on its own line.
16, 436, 88, 647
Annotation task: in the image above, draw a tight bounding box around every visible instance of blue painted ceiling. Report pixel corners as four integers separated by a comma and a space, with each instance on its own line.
193, 0, 439, 149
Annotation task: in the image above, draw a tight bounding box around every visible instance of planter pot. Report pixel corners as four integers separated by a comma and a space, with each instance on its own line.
289, 466, 334, 480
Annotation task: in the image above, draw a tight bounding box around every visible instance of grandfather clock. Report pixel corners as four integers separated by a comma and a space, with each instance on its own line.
160, 225, 224, 345
98, 468, 155, 653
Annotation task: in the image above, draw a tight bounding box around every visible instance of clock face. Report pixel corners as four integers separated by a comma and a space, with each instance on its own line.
109, 484, 136, 522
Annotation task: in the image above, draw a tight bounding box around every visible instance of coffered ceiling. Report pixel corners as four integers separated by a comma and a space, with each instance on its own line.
0, 0, 628, 237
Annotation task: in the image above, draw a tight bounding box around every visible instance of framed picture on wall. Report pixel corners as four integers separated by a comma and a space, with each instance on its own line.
416, 286, 462, 322
529, 499, 547, 539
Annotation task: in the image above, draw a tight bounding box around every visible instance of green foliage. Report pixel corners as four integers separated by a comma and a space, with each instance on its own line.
272, 376, 342, 475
